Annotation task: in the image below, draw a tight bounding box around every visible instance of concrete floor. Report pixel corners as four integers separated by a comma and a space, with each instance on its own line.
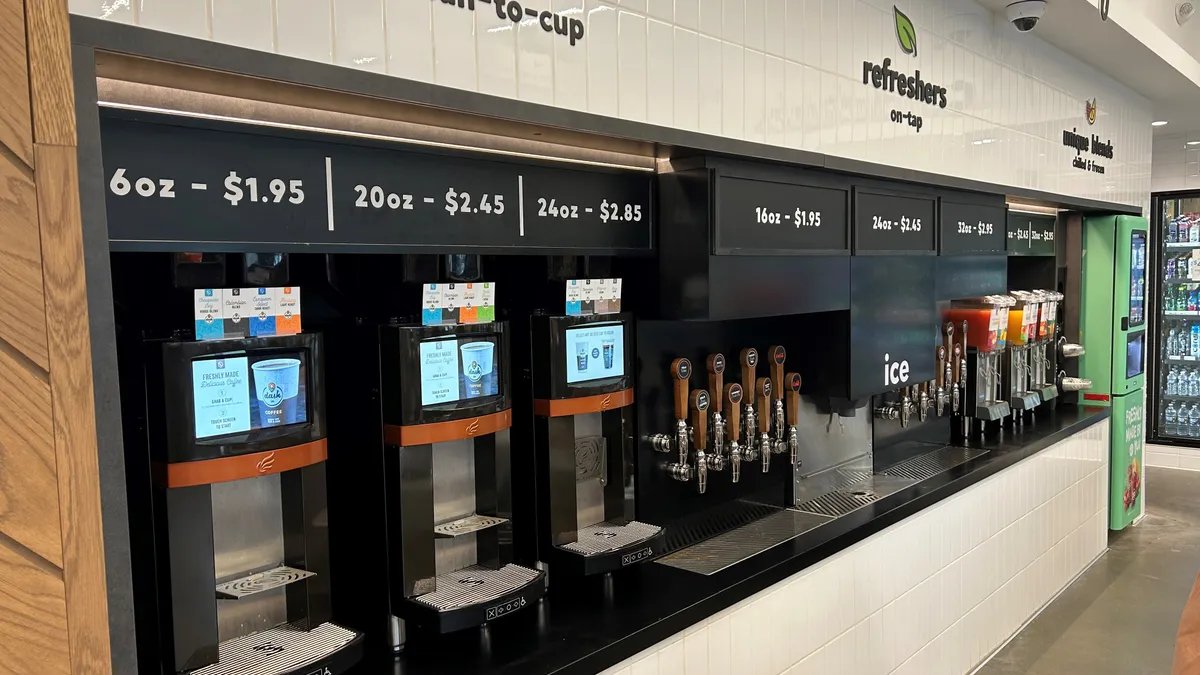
977, 468, 1200, 675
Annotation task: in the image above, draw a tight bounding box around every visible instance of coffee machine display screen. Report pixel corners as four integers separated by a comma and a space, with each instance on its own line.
565, 323, 625, 384
191, 352, 309, 439
420, 335, 500, 406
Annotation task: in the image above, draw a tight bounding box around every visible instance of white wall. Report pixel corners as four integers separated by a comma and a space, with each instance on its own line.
1145, 441, 1200, 469
1152, 131, 1200, 193
72, 0, 1151, 209
596, 420, 1109, 675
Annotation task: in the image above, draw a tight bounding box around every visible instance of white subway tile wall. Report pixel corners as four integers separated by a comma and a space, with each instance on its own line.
1145, 442, 1200, 470
1152, 133, 1200, 193
75, 0, 1152, 209
594, 420, 1109, 675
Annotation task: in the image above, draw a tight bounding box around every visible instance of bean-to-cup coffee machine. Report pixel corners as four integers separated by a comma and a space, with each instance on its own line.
373, 320, 545, 647
945, 295, 1014, 436
529, 312, 665, 575
136, 332, 363, 675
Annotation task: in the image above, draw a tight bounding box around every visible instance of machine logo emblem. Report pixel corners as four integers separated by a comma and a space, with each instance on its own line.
486, 596, 527, 620
458, 576, 486, 586
253, 643, 285, 655
594, 530, 618, 538
256, 452, 277, 474
466, 419, 481, 436
1086, 98, 1097, 125
261, 381, 284, 408
621, 547, 654, 566
600, 394, 612, 410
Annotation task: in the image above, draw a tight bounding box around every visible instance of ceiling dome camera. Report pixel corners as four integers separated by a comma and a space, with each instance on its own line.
1006, 0, 1046, 31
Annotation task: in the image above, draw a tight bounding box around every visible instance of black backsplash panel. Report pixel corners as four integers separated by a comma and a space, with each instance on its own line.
848, 256, 937, 399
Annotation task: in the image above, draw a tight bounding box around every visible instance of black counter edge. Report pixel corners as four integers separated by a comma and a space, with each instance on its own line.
551, 407, 1111, 675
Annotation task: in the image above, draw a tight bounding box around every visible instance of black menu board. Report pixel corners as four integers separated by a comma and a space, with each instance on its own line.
939, 200, 1006, 254
1006, 212, 1057, 256
853, 189, 937, 254
715, 175, 849, 253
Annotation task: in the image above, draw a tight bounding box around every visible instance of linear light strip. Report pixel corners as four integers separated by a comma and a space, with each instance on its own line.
97, 100, 656, 173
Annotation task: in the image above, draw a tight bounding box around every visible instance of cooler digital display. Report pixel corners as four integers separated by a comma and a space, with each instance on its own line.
419, 335, 500, 406
192, 352, 309, 439
564, 323, 624, 385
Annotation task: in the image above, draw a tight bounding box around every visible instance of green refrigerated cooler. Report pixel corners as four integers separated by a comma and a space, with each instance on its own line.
1080, 214, 1147, 530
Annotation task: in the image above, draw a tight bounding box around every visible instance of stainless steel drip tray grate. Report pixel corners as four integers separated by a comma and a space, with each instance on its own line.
215, 565, 315, 600
559, 520, 662, 557
433, 514, 509, 538
880, 446, 989, 482
191, 621, 357, 675
655, 510, 832, 576
794, 475, 916, 518
412, 564, 542, 612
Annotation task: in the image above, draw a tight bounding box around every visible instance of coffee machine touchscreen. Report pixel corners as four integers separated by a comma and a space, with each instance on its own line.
419, 335, 500, 406
192, 352, 309, 439
565, 323, 624, 385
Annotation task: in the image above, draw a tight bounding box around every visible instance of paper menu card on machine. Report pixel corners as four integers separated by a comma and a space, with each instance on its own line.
566, 278, 622, 316
192, 287, 303, 341
421, 283, 497, 326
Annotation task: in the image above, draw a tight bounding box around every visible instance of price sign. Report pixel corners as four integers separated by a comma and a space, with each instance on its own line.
1006, 212, 1057, 256
714, 176, 848, 253
100, 111, 653, 253
939, 200, 1006, 254
853, 190, 936, 253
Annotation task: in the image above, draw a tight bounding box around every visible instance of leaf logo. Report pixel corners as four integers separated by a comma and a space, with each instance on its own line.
894, 6, 917, 56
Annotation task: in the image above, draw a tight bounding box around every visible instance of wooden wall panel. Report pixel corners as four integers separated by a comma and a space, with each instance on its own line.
37, 143, 110, 675
0, 0, 32, 164
0, 339, 60, 567
0, 153, 49, 369
24, 0, 74, 145
0, 538, 71, 675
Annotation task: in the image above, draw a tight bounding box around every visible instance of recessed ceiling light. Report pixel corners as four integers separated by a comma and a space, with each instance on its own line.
1188, 141, 1200, 146
1153, 120, 1170, 126
972, 138, 996, 145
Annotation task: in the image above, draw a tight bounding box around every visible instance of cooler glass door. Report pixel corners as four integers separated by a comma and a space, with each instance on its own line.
1155, 195, 1200, 441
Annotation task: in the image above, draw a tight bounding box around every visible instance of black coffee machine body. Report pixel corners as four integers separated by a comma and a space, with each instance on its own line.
134, 331, 363, 675
528, 312, 664, 576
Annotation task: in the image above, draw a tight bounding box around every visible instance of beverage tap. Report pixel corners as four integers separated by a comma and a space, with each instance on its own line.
756, 377, 773, 472
952, 342, 963, 414
960, 320, 968, 391
936, 345, 948, 416
664, 358, 693, 482
899, 384, 912, 428
707, 354, 728, 472
690, 390, 710, 494
739, 349, 761, 462
944, 323, 959, 414
918, 382, 930, 422
725, 383, 744, 483
769, 345, 787, 455
785, 372, 802, 467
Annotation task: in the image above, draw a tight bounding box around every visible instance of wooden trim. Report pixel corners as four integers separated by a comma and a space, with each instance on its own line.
0, 151, 50, 369
165, 439, 329, 488
0, 0, 33, 165
0, 536, 70, 675
385, 409, 512, 446
534, 389, 634, 418
25, 0, 75, 145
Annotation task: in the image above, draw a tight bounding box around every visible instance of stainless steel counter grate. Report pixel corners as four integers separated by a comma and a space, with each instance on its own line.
560, 520, 661, 557
794, 475, 916, 518
655, 509, 832, 575
411, 564, 541, 612
191, 621, 357, 675
880, 446, 988, 482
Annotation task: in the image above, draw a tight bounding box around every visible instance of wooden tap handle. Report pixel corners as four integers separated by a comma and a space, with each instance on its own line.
690, 390, 709, 450
952, 345, 962, 384
769, 345, 786, 403
740, 348, 758, 401
756, 377, 772, 433
707, 353, 725, 414
936, 346, 946, 388
671, 358, 692, 422
725, 384, 743, 442
786, 372, 801, 425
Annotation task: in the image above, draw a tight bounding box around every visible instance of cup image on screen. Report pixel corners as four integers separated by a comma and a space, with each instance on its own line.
602, 340, 615, 369
576, 341, 590, 372
460, 341, 496, 399
252, 358, 301, 427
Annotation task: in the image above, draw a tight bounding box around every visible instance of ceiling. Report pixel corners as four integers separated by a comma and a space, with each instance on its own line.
977, 0, 1200, 137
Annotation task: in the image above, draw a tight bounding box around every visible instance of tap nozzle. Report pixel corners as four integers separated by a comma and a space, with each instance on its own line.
769, 346, 787, 455
756, 377, 773, 472
725, 383, 744, 483
899, 386, 912, 428
739, 349, 760, 462
951, 343, 962, 415
785, 372, 802, 467
690, 390, 710, 494
707, 353, 726, 456
668, 358, 693, 481
919, 382, 930, 422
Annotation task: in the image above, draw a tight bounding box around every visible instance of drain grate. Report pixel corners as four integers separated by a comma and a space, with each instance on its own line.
656, 509, 832, 575
215, 566, 315, 600
880, 446, 988, 482
411, 564, 542, 612
559, 520, 661, 557
795, 489, 881, 518
191, 621, 357, 675
661, 499, 781, 555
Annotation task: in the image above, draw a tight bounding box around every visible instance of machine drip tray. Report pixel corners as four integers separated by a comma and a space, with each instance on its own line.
191, 621, 360, 675
558, 520, 662, 557
655, 510, 832, 576
411, 564, 543, 612
215, 566, 315, 600
433, 514, 509, 538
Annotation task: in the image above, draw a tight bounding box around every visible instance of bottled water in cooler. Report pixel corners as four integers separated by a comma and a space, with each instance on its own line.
1167, 402, 1178, 435
1168, 368, 1178, 396
1190, 404, 1200, 437
1170, 329, 1180, 357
